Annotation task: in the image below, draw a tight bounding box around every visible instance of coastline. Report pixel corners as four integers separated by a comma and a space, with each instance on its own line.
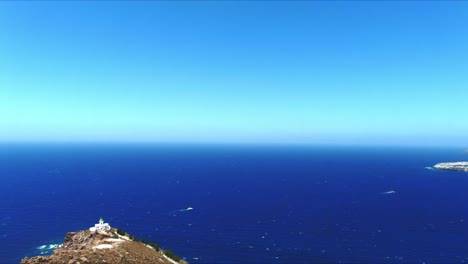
433, 162, 468, 172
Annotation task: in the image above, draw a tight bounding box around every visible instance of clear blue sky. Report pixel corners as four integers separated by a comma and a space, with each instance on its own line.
1, 1, 467, 145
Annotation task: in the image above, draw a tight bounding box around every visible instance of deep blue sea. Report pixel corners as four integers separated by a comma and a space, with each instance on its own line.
1, 144, 468, 263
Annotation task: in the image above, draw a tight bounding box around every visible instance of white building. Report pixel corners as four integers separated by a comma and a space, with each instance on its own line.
89, 217, 111, 232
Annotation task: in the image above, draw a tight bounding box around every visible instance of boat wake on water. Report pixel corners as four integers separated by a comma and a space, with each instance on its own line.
380, 189, 396, 195
168, 207, 194, 215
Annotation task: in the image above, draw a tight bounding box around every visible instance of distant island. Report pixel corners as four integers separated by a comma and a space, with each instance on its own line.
433, 162, 468, 172
22, 218, 187, 264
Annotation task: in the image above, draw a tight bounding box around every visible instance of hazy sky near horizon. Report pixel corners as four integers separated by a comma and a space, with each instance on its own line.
1, 2, 467, 145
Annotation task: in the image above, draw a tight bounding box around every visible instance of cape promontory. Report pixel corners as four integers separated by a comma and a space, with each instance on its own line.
21, 219, 187, 264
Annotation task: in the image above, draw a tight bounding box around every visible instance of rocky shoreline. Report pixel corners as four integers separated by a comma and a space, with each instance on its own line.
433, 162, 468, 172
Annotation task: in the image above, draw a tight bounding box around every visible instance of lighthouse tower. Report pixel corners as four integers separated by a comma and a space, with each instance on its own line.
89, 217, 111, 232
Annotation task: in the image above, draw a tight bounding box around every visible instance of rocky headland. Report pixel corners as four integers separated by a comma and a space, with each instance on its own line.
21, 227, 187, 264
433, 162, 468, 172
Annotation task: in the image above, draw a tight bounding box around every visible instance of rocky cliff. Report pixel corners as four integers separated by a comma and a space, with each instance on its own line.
21, 228, 187, 264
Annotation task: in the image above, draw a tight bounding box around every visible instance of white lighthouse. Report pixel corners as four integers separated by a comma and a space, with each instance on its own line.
89, 217, 111, 232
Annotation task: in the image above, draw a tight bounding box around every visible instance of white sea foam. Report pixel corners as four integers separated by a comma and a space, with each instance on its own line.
48, 244, 61, 249
36, 243, 62, 255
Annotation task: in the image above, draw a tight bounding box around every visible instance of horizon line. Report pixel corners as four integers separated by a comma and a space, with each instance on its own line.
0, 139, 466, 149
